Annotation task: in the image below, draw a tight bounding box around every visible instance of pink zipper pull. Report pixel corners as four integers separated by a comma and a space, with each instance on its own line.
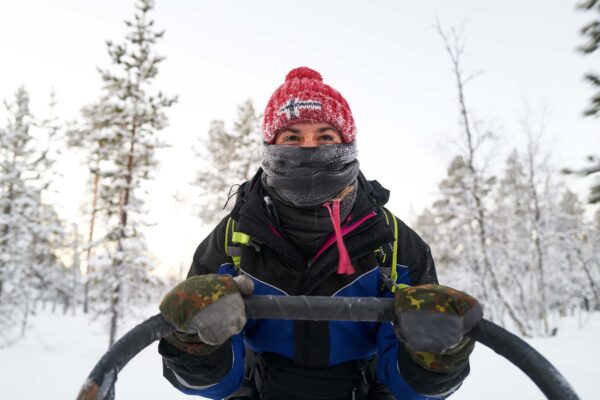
324, 199, 355, 275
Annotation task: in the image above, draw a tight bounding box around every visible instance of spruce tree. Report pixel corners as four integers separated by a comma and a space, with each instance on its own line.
489, 151, 536, 332
67, 103, 112, 314
573, 0, 600, 203
492, 147, 559, 336
421, 23, 540, 334
417, 20, 600, 336
0, 87, 66, 345
72, 0, 176, 345
193, 99, 262, 225
556, 190, 600, 309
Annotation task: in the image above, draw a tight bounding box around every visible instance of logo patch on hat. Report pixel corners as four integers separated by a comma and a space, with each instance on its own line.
277, 98, 322, 120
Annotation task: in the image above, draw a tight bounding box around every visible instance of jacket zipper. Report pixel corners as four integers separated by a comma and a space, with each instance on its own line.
310, 210, 377, 266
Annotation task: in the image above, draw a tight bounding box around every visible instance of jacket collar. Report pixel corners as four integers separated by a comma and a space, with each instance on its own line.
232, 169, 389, 226
231, 169, 394, 293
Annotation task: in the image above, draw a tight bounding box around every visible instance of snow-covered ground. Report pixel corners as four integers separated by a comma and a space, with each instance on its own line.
1, 309, 598, 400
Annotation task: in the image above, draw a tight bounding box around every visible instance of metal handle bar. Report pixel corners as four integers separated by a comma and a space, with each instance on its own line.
76, 295, 580, 400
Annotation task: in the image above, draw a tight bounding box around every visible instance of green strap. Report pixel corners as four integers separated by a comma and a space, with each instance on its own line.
380, 208, 400, 293
224, 217, 252, 268
383, 208, 390, 225
390, 212, 399, 292
224, 218, 232, 255
232, 231, 251, 245
381, 210, 390, 265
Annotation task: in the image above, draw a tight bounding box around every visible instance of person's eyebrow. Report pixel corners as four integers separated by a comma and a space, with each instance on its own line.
279, 127, 301, 134
318, 127, 338, 133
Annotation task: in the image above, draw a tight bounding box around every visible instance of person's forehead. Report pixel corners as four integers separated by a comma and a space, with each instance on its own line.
282, 122, 337, 131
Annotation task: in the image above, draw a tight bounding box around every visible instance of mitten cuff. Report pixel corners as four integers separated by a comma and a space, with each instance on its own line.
397, 342, 470, 396
406, 337, 475, 373
164, 331, 222, 356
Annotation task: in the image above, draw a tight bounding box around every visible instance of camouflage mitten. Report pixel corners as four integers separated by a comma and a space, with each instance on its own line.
394, 284, 482, 373
159, 274, 254, 356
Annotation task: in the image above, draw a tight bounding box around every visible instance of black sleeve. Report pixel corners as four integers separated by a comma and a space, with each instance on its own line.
187, 215, 232, 277
395, 217, 470, 396
160, 215, 234, 389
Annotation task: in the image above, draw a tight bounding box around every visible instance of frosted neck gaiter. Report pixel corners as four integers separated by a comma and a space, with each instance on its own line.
261, 142, 360, 208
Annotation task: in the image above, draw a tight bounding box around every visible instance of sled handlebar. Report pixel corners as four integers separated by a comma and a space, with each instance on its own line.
76, 295, 580, 400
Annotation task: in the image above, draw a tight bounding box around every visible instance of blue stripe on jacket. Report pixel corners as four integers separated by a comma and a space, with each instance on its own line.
241, 268, 295, 361
329, 267, 380, 364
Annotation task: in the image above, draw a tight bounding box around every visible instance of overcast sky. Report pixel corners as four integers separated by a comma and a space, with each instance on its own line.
1, 0, 597, 276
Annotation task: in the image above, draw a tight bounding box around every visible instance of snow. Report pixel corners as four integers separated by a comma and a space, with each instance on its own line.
455, 312, 600, 400
0, 309, 598, 400
0, 307, 190, 400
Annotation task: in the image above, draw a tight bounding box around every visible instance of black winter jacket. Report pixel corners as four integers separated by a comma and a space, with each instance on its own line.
159, 171, 469, 399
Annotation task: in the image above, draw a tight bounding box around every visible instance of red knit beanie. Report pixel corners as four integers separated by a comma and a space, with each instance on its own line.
262, 67, 356, 144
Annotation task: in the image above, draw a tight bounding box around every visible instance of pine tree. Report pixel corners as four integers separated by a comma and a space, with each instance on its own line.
578, 0, 600, 117
592, 210, 600, 307
73, 0, 176, 346
192, 99, 262, 225
31, 91, 73, 316
491, 145, 560, 336
556, 190, 600, 309
67, 103, 111, 314
572, 0, 600, 203
427, 157, 485, 294
418, 120, 600, 335
417, 20, 600, 336
29, 203, 72, 315
489, 150, 537, 333
521, 119, 559, 334
0, 87, 36, 344
0, 87, 66, 345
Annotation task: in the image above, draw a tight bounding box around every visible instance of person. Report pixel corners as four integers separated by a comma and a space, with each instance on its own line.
158, 67, 482, 400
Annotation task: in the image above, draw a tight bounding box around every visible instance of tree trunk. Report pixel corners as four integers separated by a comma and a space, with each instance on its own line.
109, 120, 138, 347
0, 184, 15, 299
108, 282, 120, 347
527, 147, 550, 335
20, 299, 30, 338
474, 206, 529, 336
576, 247, 600, 307
83, 172, 100, 314
439, 24, 528, 335
72, 223, 80, 316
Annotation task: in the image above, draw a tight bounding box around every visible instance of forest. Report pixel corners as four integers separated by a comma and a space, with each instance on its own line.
0, 0, 598, 352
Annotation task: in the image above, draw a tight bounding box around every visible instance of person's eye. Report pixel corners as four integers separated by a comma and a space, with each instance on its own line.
318, 134, 335, 142
283, 135, 300, 142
